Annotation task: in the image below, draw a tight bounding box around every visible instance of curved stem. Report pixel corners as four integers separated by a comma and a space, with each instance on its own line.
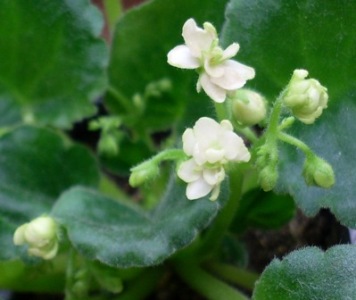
206, 262, 259, 291
174, 260, 249, 300
278, 132, 314, 157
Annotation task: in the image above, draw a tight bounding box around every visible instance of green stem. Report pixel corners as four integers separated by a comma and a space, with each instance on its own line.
206, 262, 259, 291
174, 260, 249, 300
151, 148, 186, 164
265, 97, 283, 145
196, 167, 243, 258
114, 267, 163, 300
231, 119, 259, 143
65, 249, 76, 300
107, 85, 133, 112
278, 132, 314, 157
214, 102, 228, 121
103, 0, 122, 34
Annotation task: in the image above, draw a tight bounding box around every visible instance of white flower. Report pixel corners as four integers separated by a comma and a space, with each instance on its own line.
178, 158, 225, 200
177, 117, 250, 200
167, 18, 255, 103
182, 117, 251, 165
13, 216, 59, 260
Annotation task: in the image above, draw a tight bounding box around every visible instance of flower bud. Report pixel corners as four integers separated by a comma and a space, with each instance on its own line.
231, 89, 267, 126
13, 216, 58, 260
259, 164, 278, 192
129, 160, 160, 187
283, 69, 328, 124
303, 155, 335, 188
98, 134, 119, 157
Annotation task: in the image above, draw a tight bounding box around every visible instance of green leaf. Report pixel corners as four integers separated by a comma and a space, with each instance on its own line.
253, 245, 356, 300
0, 0, 108, 128
52, 177, 229, 268
232, 189, 295, 234
222, 0, 356, 226
0, 126, 99, 260
106, 0, 228, 133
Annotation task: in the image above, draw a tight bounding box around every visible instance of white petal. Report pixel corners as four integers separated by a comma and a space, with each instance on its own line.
167, 45, 200, 69
219, 130, 250, 162
203, 168, 225, 185
198, 73, 226, 103
222, 43, 240, 60
211, 60, 255, 90
186, 177, 213, 200
182, 18, 215, 57
193, 117, 220, 150
205, 148, 225, 164
177, 159, 201, 183
204, 59, 225, 78
13, 224, 28, 245
220, 120, 233, 131
182, 128, 196, 156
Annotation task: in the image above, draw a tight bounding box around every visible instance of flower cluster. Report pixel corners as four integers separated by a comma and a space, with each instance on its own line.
13, 216, 59, 260
167, 18, 255, 103
177, 117, 250, 200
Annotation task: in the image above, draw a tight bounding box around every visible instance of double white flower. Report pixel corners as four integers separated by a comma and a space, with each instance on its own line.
178, 117, 250, 200
167, 18, 255, 103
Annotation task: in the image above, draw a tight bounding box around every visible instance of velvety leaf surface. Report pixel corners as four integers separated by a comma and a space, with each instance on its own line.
222, 0, 356, 227
52, 178, 229, 267
0, 126, 99, 260
253, 245, 356, 300
106, 0, 228, 132
0, 0, 108, 128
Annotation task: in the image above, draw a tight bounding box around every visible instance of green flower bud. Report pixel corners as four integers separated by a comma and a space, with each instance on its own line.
231, 89, 267, 126
259, 164, 278, 192
283, 69, 328, 124
13, 216, 59, 260
129, 160, 160, 187
303, 155, 335, 188
98, 134, 119, 157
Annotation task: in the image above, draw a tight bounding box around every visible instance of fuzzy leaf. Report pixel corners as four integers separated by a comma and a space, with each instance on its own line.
222, 0, 356, 227
52, 178, 229, 268
0, 0, 108, 128
0, 126, 99, 260
253, 245, 356, 300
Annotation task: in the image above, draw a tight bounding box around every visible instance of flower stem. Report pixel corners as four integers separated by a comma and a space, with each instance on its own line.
205, 262, 259, 291
265, 96, 283, 145
278, 132, 314, 157
214, 102, 228, 121
196, 167, 243, 258
114, 267, 164, 300
232, 120, 259, 143
174, 259, 249, 300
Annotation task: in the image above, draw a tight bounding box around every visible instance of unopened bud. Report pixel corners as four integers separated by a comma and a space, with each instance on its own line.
13, 216, 58, 260
283, 69, 328, 124
259, 165, 278, 192
231, 89, 267, 126
303, 155, 335, 188
129, 160, 160, 187
98, 134, 119, 157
